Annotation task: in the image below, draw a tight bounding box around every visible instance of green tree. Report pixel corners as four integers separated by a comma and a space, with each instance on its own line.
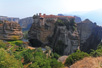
0, 40, 8, 49
0, 48, 23, 68
29, 48, 64, 68
23, 49, 34, 64
50, 58, 64, 68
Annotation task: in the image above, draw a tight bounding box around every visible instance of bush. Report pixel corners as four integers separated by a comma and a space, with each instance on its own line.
29, 48, 64, 68
34, 48, 46, 58
30, 57, 51, 68
0, 40, 8, 49
22, 49, 34, 64
0, 48, 23, 68
56, 19, 65, 26
52, 53, 60, 59
8, 40, 23, 46
90, 43, 102, 57
11, 36, 20, 40
65, 50, 89, 66
50, 58, 64, 68
90, 49, 102, 57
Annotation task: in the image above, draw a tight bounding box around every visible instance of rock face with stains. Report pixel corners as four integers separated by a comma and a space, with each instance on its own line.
0, 20, 23, 40
28, 13, 79, 55
77, 19, 102, 52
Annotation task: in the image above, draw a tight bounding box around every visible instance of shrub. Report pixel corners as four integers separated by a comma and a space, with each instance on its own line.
65, 50, 89, 66
29, 48, 64, 68
0, 48, 23, 68
52, 53, 60, 59
50, 58, 64, 68
0, 40, 8, 49
30, 57, 51, 68
8, 40, 23, 46
90, 49, 102, 57
34, 48, 46, 58
90, 43, 102, 57
22, 49, 34, 64
56, 19, 65, 26
11, 36, 20, 40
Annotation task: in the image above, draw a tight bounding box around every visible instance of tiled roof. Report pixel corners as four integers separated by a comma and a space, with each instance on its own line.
40, 14, 74, 19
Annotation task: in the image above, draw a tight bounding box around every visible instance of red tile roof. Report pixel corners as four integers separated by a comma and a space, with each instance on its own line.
39, 14, 74, 19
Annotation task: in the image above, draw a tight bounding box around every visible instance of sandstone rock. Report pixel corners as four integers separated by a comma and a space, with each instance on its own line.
0, 20, 23, 40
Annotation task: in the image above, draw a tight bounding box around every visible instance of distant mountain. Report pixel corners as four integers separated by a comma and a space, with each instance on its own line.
74, 16, 82, 23
58, 14, 82, 23
0, 16, 19, 23
64, 9, 102, 26
19, 17, 33, 31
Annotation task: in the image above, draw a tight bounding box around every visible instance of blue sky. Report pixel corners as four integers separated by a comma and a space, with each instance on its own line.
0, 0, 102, 25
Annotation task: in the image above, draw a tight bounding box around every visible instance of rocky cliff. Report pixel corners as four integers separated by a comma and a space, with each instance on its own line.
0, 20, 23, 40
28, 13, 79, 55
0, 16, 19, 23
77, 19, 102, 52
19, 17, 33, 31
28, 13, 102, 55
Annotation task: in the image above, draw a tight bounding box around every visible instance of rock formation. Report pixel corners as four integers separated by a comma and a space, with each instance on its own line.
19, 17, 33, 31
28, 13, 102, 55
0, 16, 19, 23
77, 19, 102, 52
0, 20, 23, 40
28, 13, 79, 55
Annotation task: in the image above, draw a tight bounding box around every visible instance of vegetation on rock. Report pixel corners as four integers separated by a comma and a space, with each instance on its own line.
65, 50, 89, 66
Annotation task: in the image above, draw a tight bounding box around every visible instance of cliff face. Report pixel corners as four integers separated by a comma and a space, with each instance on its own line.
19, 17, 33, 31
77, 19, 102, 52
51, 25, 79, 55
0, 20, 23, 40
28, 14, 102, 55
28, 13, 79, 55
0, 16, 19, 23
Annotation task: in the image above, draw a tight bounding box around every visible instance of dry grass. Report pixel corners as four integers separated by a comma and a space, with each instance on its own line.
70, 57, 102, 68
27, 46, 35, 50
